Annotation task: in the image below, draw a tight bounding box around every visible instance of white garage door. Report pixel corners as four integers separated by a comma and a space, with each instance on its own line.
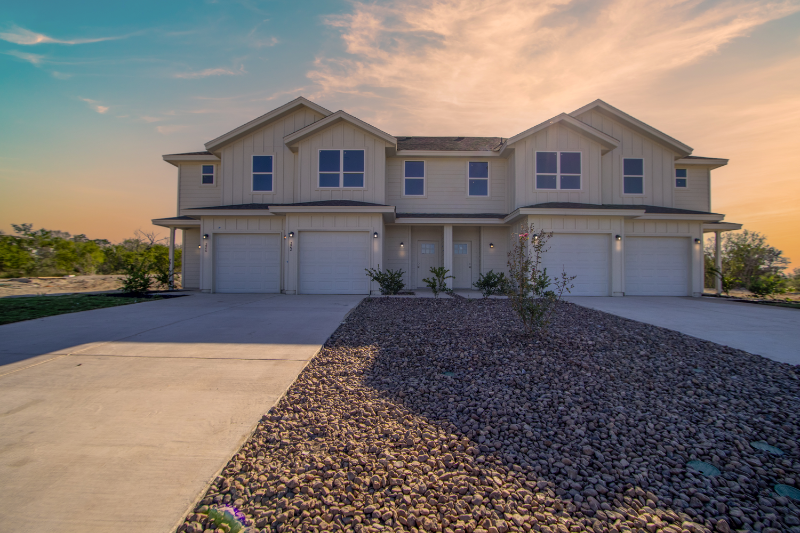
215, 234, 280, 293
541, 234, 610, 296
299, 232, 370, 294
625, 237, 690, 296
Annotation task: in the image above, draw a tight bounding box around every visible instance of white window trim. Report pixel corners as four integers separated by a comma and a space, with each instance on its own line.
251, 154, 276, 193
466, 161, 490, 198
200, 164, 216, 187
317, 149, 366, 189
674, 168, 688, 188
622, 157, 646, 196
402, 160, 427, 198
534, 151, 583, 191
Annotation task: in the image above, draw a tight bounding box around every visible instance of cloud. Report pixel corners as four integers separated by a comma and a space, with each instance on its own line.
4, 50, 46, 65
0, 25, 131, 45
80, 98, 109, 114
307, 0, 800, 134
173, 66, 246, 79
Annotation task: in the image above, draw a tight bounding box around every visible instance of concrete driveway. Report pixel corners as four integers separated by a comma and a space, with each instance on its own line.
0, 293, 362, 533
566, 296, 800, 365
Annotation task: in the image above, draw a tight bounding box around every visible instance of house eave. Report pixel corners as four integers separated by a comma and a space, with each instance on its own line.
510, 207, 646, 220
162, 154, 220, 167
675, 157, 729, 169
152, 217, 202, 228
637, 213, 725, 221
703, 222, 742, 232
506, 113, 619, 154
392, 150, 503, 158
283, 111, 397, 152
393, 217, 506, 225
180, 209, 277, 217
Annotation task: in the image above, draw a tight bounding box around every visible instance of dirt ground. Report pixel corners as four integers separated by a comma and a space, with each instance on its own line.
0, 274, 183, 298
703, 287, 800, 302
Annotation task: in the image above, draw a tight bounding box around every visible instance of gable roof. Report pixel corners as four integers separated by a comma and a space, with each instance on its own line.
283, 110, 396, 151
396, 137, 504, 151
204, 96, 332, 152
505, 113, 619, 154
570, 99, 692, 157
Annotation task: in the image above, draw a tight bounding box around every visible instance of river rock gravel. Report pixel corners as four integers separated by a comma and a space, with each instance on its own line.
178, 298, 800, 533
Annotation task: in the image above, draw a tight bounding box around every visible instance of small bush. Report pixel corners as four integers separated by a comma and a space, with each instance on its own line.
119, 259, 152, 295
748, 275, 785, 298
473, 270, 511, 298
422, 267, 453, 298
707, 266, 738, 296
365, 267, 406, 295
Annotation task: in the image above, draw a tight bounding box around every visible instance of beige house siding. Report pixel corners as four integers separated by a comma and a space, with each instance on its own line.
574, 110, 678, 206
383, 226, 413, 289
387, 158, 507, 214
182, 228, 201, 289
219, 107, 325, 206
674, 167, 711, 212
506, 151, 516, 214
295, 122, 388, 204
480, 226, 509, 278
511, 124, 604, 209
179, 164, 222, 210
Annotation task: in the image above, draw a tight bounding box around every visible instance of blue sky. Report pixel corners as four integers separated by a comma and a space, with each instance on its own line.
1, 0, 799, 267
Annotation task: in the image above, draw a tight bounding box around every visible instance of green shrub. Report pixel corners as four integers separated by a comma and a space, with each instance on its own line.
119, 259, 152, 295
748, 275, 786, 298
365, 267, 406, 295
473, 270, 511, 298
707, 266, 738, 296
422, 267, 453, 298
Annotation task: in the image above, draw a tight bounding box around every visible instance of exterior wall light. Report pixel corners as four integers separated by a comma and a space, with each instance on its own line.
373, 232, 379, 238
198, 244, 201, 249
203, 234, 209, 239
288, 232, 294, 238
694, 238, 701, 244
400, 242, 404, 247
615, 235, 621, 241
490, 243, 494, 248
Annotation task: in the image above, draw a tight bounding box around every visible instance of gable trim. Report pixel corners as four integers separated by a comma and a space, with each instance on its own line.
570, 99, 693, 157
504, 113, 619, 154
283, 110, 397, 152
204, 96, 332, 152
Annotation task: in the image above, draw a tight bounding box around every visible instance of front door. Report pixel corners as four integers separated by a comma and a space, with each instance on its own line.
453, 241, 472, 288
417, 241, 439, 288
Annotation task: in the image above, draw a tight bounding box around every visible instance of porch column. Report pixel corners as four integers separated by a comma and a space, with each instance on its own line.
168, 227, 176, 290
715, 230, 722, 295
443, 224, 453, 290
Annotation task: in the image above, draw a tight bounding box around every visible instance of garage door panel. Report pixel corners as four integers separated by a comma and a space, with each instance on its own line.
299, 231, 370, 295
215, 233, 281, 293
625, 237, 689, 296
541, 234, 610, 296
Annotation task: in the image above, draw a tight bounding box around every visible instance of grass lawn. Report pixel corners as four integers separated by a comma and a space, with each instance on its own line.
0, 294, 162, 325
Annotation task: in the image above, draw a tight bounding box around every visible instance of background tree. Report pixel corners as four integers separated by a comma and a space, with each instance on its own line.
704, 230, 791, 294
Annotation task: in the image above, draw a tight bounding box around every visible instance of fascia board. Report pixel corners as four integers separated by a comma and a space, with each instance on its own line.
204, 97, 332, 152
151, 218, 201, 227
703, 222, 742, 232
180, 209, 277, 217
267, 206, 395, 214
394, 150, 502, 158
162, 154, 220, 167
675, 157, 729, 169
394, 218, 506, 225
506, 113, 619, 153
637, 213, 724, 221
284, 111, 397, 150
516, 208, 644, 218
570, 100, 693, 157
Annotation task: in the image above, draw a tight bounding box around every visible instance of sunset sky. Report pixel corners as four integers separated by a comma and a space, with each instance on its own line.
1, 0, 799, 269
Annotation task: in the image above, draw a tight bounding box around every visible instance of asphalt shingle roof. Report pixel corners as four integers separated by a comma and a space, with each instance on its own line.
521, 202, 719, 215
395, 137, 504, 151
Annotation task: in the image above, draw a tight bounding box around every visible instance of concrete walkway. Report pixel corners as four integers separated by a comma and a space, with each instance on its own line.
0, 293, 362, 533
565, 296, 800, 365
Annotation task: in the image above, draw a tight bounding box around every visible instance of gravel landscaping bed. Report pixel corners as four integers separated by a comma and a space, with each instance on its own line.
179, 299, 800, 533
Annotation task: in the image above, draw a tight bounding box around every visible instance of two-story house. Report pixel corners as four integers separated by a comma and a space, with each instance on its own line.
153, 97, 741, 296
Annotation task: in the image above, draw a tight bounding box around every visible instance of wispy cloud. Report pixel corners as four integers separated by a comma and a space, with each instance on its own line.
0, 25, 132, 45
80, 98, 109, 114
307, 0, 800, 134
5, 50, 46, 65
173, 65, 246, 79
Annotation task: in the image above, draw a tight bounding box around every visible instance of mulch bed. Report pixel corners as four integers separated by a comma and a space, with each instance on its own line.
179, 298, 800, 533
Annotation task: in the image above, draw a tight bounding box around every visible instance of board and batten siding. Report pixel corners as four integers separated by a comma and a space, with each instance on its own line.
295, 122, 388, 204
383, 225, 412, 288
386, 157, 507, 214
574, 110, 679, 207
673, 167, 711, 212
179, 164, 222, 210
219, 107, 326, 206
480, 227, 510, 278
182, 228, 201, 289
510, 123, 603, 209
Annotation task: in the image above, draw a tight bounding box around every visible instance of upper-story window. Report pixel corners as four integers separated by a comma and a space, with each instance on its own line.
404, 160, 425, 196
252, 155, 273, 192
623, 158, 644, 195
201, 165, 215, 185
319, 149, 365, 188
535, 152, 581, 190
675, 168, 688, 188
468, 162, 489, 196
